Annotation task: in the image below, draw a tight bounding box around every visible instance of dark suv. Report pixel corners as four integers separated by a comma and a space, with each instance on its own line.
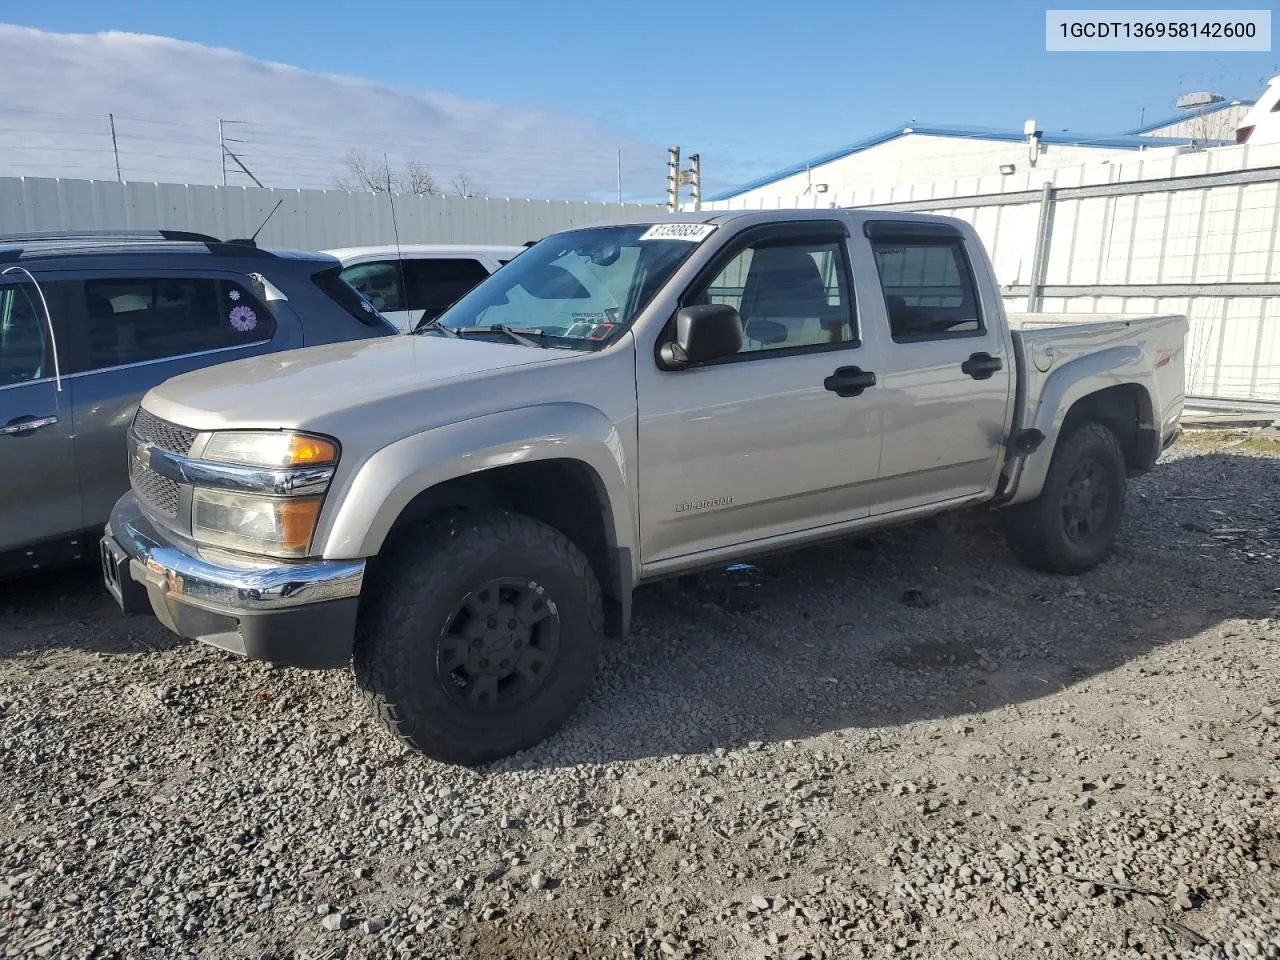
0, 230, 397, 578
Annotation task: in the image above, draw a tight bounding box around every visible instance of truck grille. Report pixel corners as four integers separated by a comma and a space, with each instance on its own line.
132, 409, 197, 456
131, 458, 181, 519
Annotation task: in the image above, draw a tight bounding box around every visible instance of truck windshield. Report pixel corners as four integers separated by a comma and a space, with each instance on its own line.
421, 223, 714, 347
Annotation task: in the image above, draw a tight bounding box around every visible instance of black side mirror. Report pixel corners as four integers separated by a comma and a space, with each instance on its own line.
658, 304, 743, 370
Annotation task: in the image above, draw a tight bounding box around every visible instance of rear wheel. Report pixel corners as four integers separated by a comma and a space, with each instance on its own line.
1004, 422, 1127, 575
354, 510, 603, 765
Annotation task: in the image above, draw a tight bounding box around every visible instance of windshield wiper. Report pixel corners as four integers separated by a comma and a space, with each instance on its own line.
414, 317, 458, 337
452, 324, 551, 348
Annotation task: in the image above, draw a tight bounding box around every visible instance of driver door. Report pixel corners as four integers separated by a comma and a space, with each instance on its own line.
636, 222, 887, 565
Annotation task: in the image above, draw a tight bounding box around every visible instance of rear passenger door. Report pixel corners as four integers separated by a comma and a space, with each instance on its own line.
862, 220, 1014, 515
0, 277, 81, 560
63, 271, 300, 532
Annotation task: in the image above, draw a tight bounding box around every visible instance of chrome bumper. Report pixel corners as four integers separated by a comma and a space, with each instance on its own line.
102, 493, 364, 668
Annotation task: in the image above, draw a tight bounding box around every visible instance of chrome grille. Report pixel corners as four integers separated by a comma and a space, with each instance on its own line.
131, 458, 181, 518
132, 409, 196, 455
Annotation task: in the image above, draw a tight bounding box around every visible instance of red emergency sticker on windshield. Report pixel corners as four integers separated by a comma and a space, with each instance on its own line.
586, 323, 616, 340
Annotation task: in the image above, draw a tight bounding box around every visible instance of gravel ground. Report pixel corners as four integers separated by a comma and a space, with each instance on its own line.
1, 433, 1278, 960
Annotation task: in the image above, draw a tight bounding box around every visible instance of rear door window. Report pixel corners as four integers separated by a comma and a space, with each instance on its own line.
869, 240, 984, 342
403, 258, 491, 321
79, 276, 275, 371
0, 283, 49, 386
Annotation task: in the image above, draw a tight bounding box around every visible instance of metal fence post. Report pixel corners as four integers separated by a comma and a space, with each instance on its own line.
1027, 182, 1055, 312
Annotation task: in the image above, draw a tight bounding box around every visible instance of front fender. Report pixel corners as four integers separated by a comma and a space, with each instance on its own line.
314, 403, 636, 565
1007, 345, 1153, 505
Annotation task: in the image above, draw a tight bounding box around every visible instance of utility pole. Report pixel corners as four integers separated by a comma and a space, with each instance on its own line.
219, 119, 227, 186
688, 153, 701, 211
616, 148, 623, 204
108, 114, 122, 182
666, 145, 680, 212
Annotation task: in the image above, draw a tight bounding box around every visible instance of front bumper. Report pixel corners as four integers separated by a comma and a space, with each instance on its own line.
101, 493, 365, 669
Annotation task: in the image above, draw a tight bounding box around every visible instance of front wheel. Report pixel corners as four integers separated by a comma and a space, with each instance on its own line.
354, 510, 603, 765
1004, 422, 1127, 575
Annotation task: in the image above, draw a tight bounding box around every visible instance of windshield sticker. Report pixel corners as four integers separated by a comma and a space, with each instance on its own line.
638, 223, 716, 242
586, 323, 616, 341
228, 305, 258, 332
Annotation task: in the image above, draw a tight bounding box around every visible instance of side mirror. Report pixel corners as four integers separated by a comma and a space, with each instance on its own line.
658, 304, 743, 370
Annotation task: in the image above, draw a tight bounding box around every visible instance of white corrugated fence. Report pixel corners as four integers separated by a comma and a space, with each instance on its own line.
0, 177, 663, 250
699, 141, 1280, 408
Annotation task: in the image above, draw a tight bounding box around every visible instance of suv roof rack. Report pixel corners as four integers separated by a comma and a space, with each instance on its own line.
0, 229, 276, 259
0, 229, 220, 244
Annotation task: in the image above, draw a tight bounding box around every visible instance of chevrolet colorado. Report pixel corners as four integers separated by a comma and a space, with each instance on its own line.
101, 210, 1188, 764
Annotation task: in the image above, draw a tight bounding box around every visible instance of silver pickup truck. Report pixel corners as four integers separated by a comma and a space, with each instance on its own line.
101, 210, 1188, 765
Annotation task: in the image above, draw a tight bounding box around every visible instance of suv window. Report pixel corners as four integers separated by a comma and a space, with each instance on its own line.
0, 284, 48, 387
81, 277, 274, 370
403, 258, 490, 321
870, 239, 984, 342
311, 266, 394, 329
340, 261, 403, 313
339, 258, 491, 320
693, 239, 855, 355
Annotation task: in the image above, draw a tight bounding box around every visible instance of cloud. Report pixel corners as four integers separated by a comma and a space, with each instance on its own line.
0, 24, 663, 201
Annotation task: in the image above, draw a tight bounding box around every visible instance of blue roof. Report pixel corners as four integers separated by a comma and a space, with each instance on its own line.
1124, 98, 1252, 135
707, 122, 1235, 202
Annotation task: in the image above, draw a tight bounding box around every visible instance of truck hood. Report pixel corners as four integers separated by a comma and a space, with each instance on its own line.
142, 334, 568, 431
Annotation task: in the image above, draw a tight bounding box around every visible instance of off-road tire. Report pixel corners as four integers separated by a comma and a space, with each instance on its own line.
1004, 421, 1127, 575
354, 510, 603, 765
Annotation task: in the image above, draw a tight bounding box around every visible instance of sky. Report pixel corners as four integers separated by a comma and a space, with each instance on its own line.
3, 2, 1279, 201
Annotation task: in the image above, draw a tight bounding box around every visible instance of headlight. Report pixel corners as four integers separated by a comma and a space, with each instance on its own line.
202, 430, 338, 469
192, 490, 324, 558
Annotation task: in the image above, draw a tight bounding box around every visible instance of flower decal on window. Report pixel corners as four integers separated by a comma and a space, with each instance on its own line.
229, 305, 258, 332
361, 299, 374, 313
228, 289, 242, 301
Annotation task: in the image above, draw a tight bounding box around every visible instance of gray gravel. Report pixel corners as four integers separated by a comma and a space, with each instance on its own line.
1, 432, 1278, 960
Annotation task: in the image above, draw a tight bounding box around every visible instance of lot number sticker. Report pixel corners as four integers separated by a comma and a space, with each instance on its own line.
639, 223, 717, 242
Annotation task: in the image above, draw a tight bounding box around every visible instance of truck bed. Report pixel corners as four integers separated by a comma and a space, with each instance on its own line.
1007, 311, 1189, 465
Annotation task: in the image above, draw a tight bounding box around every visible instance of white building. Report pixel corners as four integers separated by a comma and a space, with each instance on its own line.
1133, 100, 1252, 140
703, 100, 1249, 209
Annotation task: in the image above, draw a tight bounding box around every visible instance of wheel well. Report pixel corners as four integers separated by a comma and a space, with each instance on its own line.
380, 460, 628, 636
1059, 383, 1157, 472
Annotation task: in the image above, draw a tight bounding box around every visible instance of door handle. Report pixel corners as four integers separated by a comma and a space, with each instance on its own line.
823, 366, 877, 398
1, 415, 58, 436
961, 352, 1003, 380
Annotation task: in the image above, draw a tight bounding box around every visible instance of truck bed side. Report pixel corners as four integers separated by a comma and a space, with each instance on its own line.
1002, 312, 1189, 505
